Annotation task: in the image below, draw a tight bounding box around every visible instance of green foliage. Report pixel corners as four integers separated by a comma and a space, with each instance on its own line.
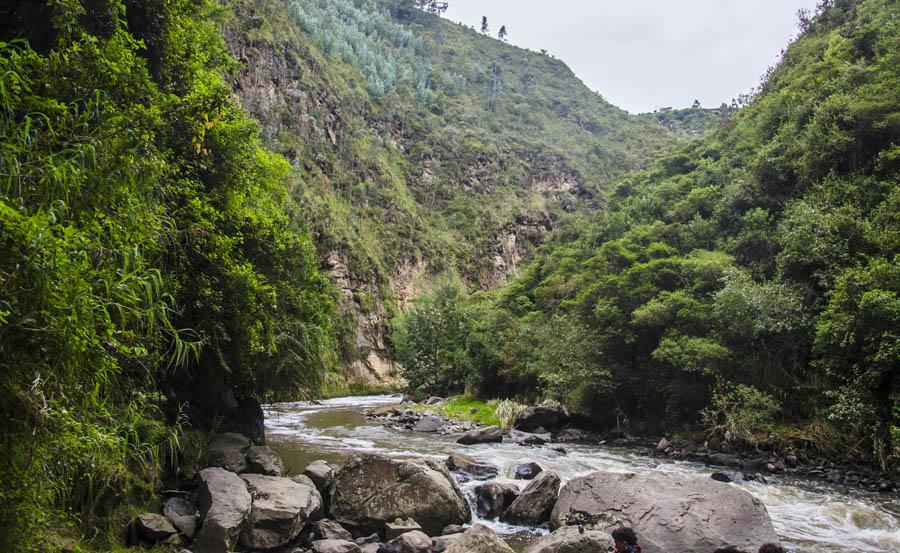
0, 0, 335, 548
702, 384, 781, 446
391, 0, 900, 467
411, 395, 502, 427
815, 256, 900, 469
393, 274, 474, 395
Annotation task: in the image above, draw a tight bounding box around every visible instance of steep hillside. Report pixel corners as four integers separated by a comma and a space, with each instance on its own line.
0, 0, 336, 548
223, 0, 681, 384
394, 0, 899, 469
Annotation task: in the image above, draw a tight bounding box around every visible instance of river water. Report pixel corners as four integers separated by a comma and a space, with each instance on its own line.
263, 395, 900, 552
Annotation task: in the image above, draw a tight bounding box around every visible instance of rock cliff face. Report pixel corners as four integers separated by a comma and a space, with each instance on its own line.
223, 0, 676, 385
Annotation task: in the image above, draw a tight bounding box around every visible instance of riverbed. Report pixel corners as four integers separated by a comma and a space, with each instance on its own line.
263, 395, 900, 552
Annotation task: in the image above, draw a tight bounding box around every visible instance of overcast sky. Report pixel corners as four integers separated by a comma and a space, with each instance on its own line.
443, 1, 819, 113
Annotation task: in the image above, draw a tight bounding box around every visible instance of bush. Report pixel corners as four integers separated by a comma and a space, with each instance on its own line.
702, 385, 780, 446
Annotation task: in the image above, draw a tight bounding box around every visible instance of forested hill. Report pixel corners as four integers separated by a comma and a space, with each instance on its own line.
394, 0, 900, 470
223, 0, 682, 383
0, 1, 680, 548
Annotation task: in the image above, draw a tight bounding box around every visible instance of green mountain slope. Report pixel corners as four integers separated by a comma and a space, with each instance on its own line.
394, 0, 900, 469
0, 0, 339, 548
224, 0, 681, 383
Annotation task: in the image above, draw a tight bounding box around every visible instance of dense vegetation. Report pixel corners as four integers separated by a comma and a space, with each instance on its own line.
394, 0, 899, 470
226, 0, 681, 371
0, 0, 335, 549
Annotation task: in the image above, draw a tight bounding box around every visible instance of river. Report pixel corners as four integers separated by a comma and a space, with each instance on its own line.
263, 395, 900, 552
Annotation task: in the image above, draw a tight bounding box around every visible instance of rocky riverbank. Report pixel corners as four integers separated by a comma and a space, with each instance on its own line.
367, 397, 899, 497
127, 425, 786, 553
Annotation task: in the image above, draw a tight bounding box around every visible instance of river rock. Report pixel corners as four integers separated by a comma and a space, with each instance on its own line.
245, 445, 284, 476
330, 454, 470, 536
431, 533, 461, 553
509, 429, 551, 444
239, 473, 323, 549
163, 496, 199, 538
445, 453, 499, 481
312, 539, 363, 553
194, 467, 252, 553
656, 438, 671, 452
523, 526, 666, 553
315, 519, 354, 541
441, 525, 464, 535
707, 453, 742, 467
388, 530, 432, 552
456, 426, 502, 445
129, 513, 178, 545
385, 518, 423, 540
444, 524, 514, 553
514, 401, 569, 432
500, 471, 560, 525
424, 396, 444, 405
206, 432, 251, 473
550, 471, 780, 552
514, 462, 543, 480
473, 482, 519, 519
304, 460, 336, 495
414, 415, 443, 433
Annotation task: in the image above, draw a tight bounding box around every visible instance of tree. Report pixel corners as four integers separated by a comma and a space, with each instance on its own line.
480, 16, 489, 34
692, 99, 701, 109
498, 25, 508, 41
398, 0, 449, 17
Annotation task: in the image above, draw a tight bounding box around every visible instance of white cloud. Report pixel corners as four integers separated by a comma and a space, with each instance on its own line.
443, 0, 819, 113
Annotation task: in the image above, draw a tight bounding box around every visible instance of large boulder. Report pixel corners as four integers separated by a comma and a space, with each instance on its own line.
163, 496, 199, 538
500, 471, 560, 526
194, 467, 252, 553
514, 401, 569, 432
456, 426, 502, 445
388, 530, 433, 553
550, 471, 780, 552
331, 454, 470, 536
473, 482, 519, 519
239, 473, 323, 549
444, 524, 514, 553
245, 445, 284, 476
445, 453, 499, 481
206, 432, 251, 473
523, 526, 665, 553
